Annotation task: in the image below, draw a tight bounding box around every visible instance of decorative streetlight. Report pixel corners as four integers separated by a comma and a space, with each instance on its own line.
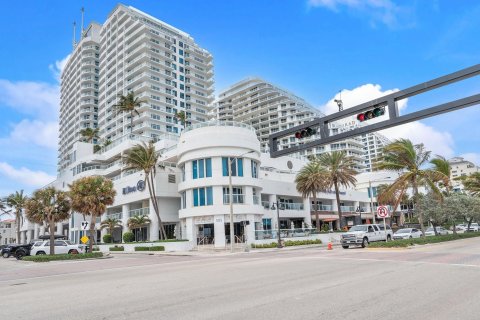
228, 150, 255, 253
270, 201, 284, 248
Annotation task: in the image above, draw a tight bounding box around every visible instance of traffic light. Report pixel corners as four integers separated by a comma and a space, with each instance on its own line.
357, 107, 385, 122
294, 127, 316, 139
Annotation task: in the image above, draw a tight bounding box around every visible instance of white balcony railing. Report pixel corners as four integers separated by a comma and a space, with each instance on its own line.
223, 194, 245, 204
129, 207, 149, 217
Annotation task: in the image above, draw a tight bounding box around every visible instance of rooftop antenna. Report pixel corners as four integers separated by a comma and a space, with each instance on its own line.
334, 90, 343, 112
81, 7, 85, 39
72, 21, 77, 49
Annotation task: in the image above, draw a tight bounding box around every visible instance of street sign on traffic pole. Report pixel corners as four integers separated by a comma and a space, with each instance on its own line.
377, 206, 390, 242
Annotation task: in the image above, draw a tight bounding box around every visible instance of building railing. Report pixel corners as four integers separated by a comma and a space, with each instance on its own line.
129, 207, 150, 217
253, 195, 260, 205
255, 228, 319, 240
183, 120, 256, 133
311, 204, 333, 211
106, 212, 122, 220
223, 194, 245, 204
282, 203, 304, 210
340, 206, 356, 212
262, 201, 270, 209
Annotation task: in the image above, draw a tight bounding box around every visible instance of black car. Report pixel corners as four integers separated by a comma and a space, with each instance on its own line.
1, 243, 33, 259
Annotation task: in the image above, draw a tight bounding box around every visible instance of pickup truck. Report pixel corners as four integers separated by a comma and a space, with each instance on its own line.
341, 224, 393, 249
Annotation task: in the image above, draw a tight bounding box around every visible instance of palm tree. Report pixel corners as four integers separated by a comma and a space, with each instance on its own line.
6, 190, 28, 243
79, 128, 99, 143
25, 187, 71, 255
100, 217, 122, 237
127, 215, 151, 241
112, 92, 145, 135
69, 176, 116, 253
376, 139, 447, 235
430, 155, 452, 195
122, 142, 167, 240
175, 111, 186, 130
316, 151, 358, 229
459, 172, 480, 196
295, 160, 328, 231
0, 197, 10, 216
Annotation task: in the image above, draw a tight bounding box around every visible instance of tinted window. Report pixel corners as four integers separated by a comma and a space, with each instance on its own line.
368, 226, 374, 232
54, 241, 66, 246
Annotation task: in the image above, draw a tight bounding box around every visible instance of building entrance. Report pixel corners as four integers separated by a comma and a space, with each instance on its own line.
224, 222, 246, 243
197, 224, 214, 245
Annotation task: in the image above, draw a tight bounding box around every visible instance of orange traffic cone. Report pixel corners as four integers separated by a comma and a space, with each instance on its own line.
327, 242, 333, 250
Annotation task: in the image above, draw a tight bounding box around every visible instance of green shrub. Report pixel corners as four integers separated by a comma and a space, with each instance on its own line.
123, 232, 134, 243
103, 234, 113, 243
23, 252, 103, 262
369, 232, 480, 248
284, 239, 322, 246
134, 246, 150, 251
251, 242, 278, 249
109, 246, 124, 251
153, 239, 188, 242
92, 246, 100, 252
149, 246, 164, 251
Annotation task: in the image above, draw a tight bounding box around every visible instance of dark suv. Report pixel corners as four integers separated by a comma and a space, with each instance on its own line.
1, 243, 33, 259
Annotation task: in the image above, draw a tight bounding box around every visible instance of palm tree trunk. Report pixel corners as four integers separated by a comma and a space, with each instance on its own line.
16, 211, 21, 244
148, 172, 167, 239
49, 219, 55, 255
334, 180, 343, 230
89, 215, 96, 253
467, 217, 473, 232
313, 195, 320, 232
130, 111, 134, 135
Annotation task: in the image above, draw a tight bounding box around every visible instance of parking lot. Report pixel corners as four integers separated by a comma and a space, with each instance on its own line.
1, 238, 480, 320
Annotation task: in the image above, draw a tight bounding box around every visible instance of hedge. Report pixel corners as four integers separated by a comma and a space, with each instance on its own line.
103, 234, 113, 243
251, 242, 278, 249
252, 239, 322, 249
369, 232, 480, 248
122, 232, 135, 243
135, 246, 165, 251
23, 252, 103, 262
109, 246, 125, 251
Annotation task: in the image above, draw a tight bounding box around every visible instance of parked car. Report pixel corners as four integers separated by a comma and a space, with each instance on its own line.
1, 243, 34, 259
465, 223, 479, 232
30, 240, 85, 255
425, 227, 448, 236
341, 224, 393, 248
393, 228, 423, 240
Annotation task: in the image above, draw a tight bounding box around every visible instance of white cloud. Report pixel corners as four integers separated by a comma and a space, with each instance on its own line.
319, 83, 455, 158
321, 83, 407, 115
49, 54, 71, 83
0, 80, 59, 119
460, 153, 480, 166
9, 120, 58, 149
0, 162, 55, 188
308, 0, 412, 28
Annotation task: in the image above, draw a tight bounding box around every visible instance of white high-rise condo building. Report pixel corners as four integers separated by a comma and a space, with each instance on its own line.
58, 4, 214, 172
449, 157, 480, 192
361, 132, 390, 172
214, 78, 366, 171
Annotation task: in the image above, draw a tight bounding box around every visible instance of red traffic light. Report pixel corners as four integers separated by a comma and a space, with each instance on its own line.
357, 107, 385, 122
294, 127, 316, 139
357, 114, 365, 122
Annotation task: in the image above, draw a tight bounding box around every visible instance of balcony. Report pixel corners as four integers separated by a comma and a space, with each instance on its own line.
223, 194, 245, 204
106, 212, 122, 220
311, 204, 333, 211
253, 195, 260, 205
129, 207, 149, 217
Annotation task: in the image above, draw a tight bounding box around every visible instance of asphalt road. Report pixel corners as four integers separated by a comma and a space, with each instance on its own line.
2, 238, 480, 320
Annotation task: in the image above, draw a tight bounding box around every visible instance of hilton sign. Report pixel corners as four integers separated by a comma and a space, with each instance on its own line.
122, 180, 146, 195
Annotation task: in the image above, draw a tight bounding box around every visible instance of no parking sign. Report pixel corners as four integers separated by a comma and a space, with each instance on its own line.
377, 206, 390, 218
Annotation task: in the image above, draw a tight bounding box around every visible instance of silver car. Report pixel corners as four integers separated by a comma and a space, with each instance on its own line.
425, 227, 448, 236
393, 228, 423, 240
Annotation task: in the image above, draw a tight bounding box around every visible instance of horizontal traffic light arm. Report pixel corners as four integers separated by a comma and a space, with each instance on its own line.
269, 63, 480, 158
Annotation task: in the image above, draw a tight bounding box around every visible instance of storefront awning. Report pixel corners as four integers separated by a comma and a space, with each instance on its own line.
322, 218, 339, 222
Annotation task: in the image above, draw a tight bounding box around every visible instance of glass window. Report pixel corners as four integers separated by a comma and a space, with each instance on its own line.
251, 160, 258, 178
181, 192, 186, 209
193, 187, 213, 207
206, 158, 212, 177
206, 187, 213, 205
193, 189, 199, 206
222, 157, 228, 176
222, 157, 243, 177
199, 188, 205, 206
263, 218, 272, 230
237, 158, 243, 177
199, 159, 205, 178
192, 158, 211, 179
192, 160, 198, 179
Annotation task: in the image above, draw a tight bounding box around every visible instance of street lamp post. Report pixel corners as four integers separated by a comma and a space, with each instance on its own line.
228, 150, 255, 253
271, 201, 283, 248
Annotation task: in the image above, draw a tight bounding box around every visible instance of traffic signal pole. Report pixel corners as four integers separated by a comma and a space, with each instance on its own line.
269, 64, 480, 158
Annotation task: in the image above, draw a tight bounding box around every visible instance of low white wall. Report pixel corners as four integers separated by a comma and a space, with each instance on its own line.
253, 233, 343, 245
98, 241, 195, 253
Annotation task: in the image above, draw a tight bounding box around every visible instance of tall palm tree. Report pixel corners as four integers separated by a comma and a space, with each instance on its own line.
122, 142, 167, 240
459, 172, 480, 196
69, 176, 116, 253
430, 155, 452, 195
6, 190, 28, 243
127, 215, 151, 241
79, 128, 99, 143
112, 92, 145, 135
316, 151, 358, 229
376, 139, 447, 235
175, 111, 186, 130
100, 217, 122, 236
25, 187, 71, 255
295, 160, 328, 231
0, 197, 10, 216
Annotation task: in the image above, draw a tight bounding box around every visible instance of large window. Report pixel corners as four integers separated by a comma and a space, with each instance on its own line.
192, 158, 212, 179
262, 218, 272, 230
193, 187, 213, 207
251, 160, 258, 178
222, 157, 243, 177
181, 192, 186, 209
222, 187, 244, 204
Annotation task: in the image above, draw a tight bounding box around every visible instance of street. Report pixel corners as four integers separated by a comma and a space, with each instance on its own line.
2, 238, 480, 320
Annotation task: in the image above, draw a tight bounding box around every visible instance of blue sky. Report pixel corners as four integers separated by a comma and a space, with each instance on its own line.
0, 0, 479, 196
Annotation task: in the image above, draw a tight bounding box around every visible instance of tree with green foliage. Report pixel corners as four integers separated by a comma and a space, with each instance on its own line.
127, 215, 151, 241
25, 187, 71, 254
122, 142, 167, 239
417, 193, 444, 235
69, 176, 116, 253
174, 111, 187, 130
6, 190, 28, 243
295, 160, 328, 231
376, 139, 447, 235
100, 217, 122, 240
79, 128, 99, 143
112, 92, 145, 135
315, 151, 357, 229
458, 172, 480, 197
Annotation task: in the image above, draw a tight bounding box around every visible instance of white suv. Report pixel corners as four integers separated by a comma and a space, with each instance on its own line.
30, 240, 85, 255
341, 224, 393, 248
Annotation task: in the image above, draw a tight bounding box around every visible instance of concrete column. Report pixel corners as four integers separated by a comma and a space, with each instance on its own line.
303, 197, 312, 228
149, 198, 159, 242
185, 217, 197, 242
33, 224, 39, 239
57, 222, 63, 236
214, 215, 226, 248
20, 231, 26, 244
26, 230, 32, 243
269, 194, 278, 229
122, 204, 130, 234
245, 214, 256, 244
